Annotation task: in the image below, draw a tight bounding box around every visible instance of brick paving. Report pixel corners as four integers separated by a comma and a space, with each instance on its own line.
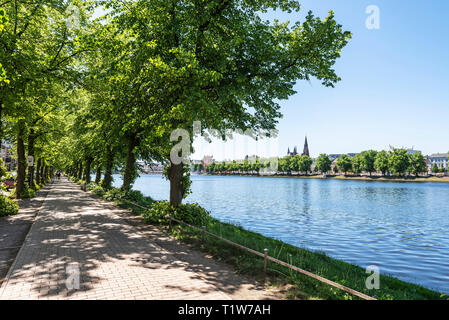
0, 185, 50, 286
0, 178, 281, 300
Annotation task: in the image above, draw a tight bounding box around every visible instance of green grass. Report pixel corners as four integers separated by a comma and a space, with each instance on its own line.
163, 218, 443, 300
83, 180, 445, 300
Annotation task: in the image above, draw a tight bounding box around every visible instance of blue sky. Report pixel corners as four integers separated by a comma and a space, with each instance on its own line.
95, 1, 449, 160
259, 0, 449, 159
194, 0, 449, 160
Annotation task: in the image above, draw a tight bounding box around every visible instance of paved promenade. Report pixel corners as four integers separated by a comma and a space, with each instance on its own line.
0, 178, 279, 300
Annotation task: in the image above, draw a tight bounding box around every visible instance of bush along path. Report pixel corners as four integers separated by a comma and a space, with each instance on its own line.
0, 177, 284, 300
83, 180, 445, 300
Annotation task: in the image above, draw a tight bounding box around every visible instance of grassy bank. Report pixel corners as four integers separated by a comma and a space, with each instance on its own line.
165, 219, 443, 300
331, 175, 449, 183
82, 180, 444, 300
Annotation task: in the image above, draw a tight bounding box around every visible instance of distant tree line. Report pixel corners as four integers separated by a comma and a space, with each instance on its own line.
332, 149, 428, 177
193, 159, 269, 175
198, 149, 433, 177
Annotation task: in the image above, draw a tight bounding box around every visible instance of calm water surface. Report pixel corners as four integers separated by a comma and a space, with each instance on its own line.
112, 174, 449, 292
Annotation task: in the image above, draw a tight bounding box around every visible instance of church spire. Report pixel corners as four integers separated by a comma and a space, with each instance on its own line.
302, 136, 310, 157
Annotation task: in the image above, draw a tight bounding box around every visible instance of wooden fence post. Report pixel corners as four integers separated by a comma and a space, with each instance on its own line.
264, 248, 268, 277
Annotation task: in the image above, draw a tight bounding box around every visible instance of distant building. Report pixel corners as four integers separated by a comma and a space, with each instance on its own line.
302, 136, 310, 157
329, 154, 342, 161
287, 146, 298, 157
428, 153, 449, 171
287, 136, 309, 157
245, 155, 260, 161
202, 155, 214, 168
137, 160, 164, 173
386, 145, 421, 155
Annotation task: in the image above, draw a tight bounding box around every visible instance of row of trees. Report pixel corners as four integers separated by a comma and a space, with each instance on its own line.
0, 1, 94, 198
200, 149, 431, 177
193, 159, 269, 175
319, 149, 428, 176
1, 1, 351, 206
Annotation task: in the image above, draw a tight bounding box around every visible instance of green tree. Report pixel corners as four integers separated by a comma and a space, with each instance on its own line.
230, 161, 238, 174
431, 163, 439, 174
388, 149, 411, 176
109, 0, 351, 206
253, 159, 261, 175
0, 1, 94, 197
374, 150, 389, 176
298, 155, 313, 175
409, 153, 427, 177
208, 162, 216, 174
278, 156, 292, 175
315, 154, 332, 174
360, 150, 378, 176
431, 163, 440, 173
352, 154, 363, 175
336, 154, 352, 174
0, 7, 8, 84
290, 155, 301, 172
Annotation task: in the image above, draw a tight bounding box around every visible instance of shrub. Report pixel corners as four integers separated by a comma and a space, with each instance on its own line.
10, 184, 35, 199
122, 189, 154, 207
142, 201, 211, 226
103, 188, 124, 201
124, 189, 144, 202
0, 195, 19, 216
21, 185, 36, 198
88, 183, 105, 196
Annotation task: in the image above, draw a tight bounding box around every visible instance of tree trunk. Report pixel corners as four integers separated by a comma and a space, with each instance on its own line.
95, 163, 102, 184
77, 163, 83, 180
83, 157, 93, 183
102, 147, 114, 190
40, 161, 45, 183
36, 158, 42, 185
73, 162, 79, 178
168, 161, 184, 207
15, 122, 27, 199
122, 133, 138, 191
27, 129, 35, 187
44, 165, 49, 182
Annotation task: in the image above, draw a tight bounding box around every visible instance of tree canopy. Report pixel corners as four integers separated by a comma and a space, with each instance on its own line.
0, 0, 352, 204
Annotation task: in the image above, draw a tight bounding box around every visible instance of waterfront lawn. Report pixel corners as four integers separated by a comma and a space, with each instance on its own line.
167, 219, 443, 300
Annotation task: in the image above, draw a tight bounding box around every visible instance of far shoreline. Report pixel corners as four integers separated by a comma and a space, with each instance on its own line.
190, 173, 449, 184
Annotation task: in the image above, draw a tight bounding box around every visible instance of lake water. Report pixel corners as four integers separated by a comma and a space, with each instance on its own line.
111, 174, 449, 292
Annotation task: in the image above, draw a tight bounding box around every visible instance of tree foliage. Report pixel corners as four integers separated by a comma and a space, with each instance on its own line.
0, 0, 351, 205
315, 154, 332, 174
